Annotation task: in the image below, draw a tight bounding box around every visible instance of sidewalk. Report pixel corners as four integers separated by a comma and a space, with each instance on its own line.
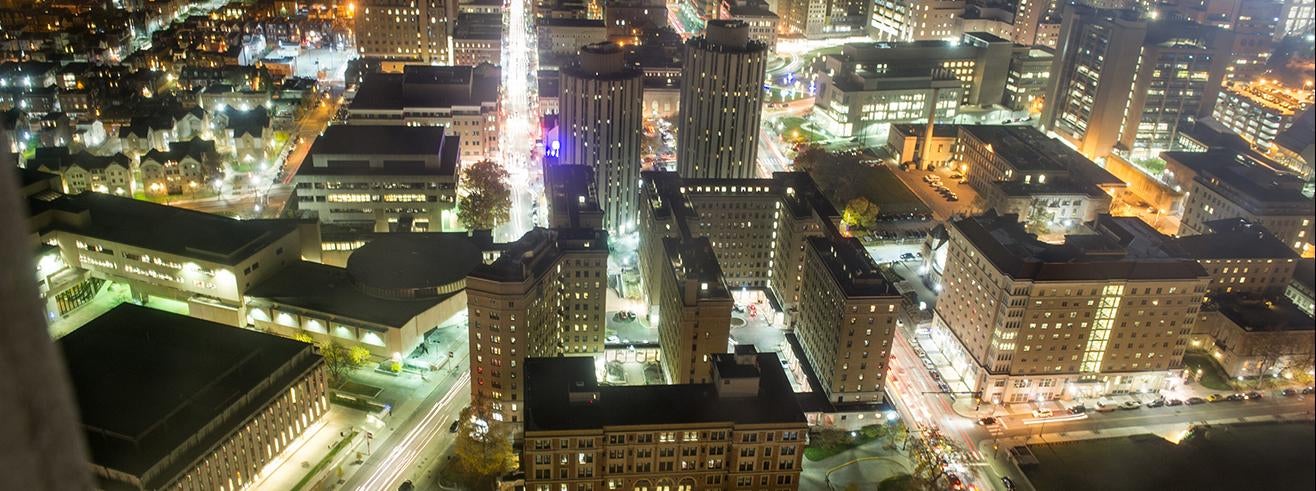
801, 437, 914, 491
247, 407, 369, 490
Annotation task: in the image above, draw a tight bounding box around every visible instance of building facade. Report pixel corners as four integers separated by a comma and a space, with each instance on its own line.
355, 0, 452, 65
292, 125, 462, 231
558, 43, 644, 235
931, 213, 1212, 404
467, 227, 609, 423
522, 352, 809, 491
1171, 151, 1316, 257
676, 20, 768, 179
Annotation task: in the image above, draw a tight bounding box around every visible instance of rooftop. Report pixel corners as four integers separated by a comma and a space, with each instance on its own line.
1211, 294, 1314, 333
470, 227, 608, 283
348, 65, 499, 111
345, 233, 484, 297
1165, 150, 1312, 209
523, 354, 806, 432
960, 125, 1123, 187
806, 236, 900, 297
951, 212, 1208, 282
30, 192, 300, 266
307, 125, 448, 156
61, 304, 319, 488
664, 237, 731, 300
247, 260, 451, 327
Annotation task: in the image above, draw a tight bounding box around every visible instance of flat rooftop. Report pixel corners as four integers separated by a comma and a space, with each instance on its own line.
1166, 220, 1298, 260
806, 236, 900, 297
1164, 150, 1312, 208
664, 236, 731, 300
523, 354, 806, 432
961, 125, 1122, 187
31, 192, 300, 266
61, 304, 318, 487
300, 125, 461, 177
470, 227, 607, 283
1212, 294, 1314, 333
248, 260, 451, 327
348, 65, 498, 110
952, 212, 1208, 282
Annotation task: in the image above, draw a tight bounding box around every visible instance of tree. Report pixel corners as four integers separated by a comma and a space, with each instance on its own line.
791, 144, 827, 173
457, 160, 511, 231
842, 197, 880, 231
878, 474, 924, 491
450, 406, 517, 490
319, 341, 369, 381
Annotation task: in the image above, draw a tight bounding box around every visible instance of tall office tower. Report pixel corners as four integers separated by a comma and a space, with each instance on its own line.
558, 42, 644, 235
466, 227, 609, 423
355, 0, 453, 67
866, 0, 964, 41
676, 20, 768, 179
1011, 0, 1057, 45
932, 212, 1213, 404
1041, 6, 1232, 159
1277, 0, 1315, 39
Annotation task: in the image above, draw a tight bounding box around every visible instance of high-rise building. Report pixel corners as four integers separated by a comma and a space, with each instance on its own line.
1212, 80, 1314, 149
932, 212, 1213, 404
1041, 6, 1233, 159
521, 350, 808, 491
796, 235, 903, 407
558, 42, 644, 235
466, 227, 609, 423
1277, 0, 1315, 39
676, 20, 767, 179
636, 171, 912, 418
355, 0, 453, 67
1011, 0, 1057, 45
866, 0, 963, 41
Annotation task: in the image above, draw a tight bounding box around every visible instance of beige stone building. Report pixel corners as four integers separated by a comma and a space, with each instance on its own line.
1170, 150, 1315, 257
467, 227, 609, 423
522, 350, 808, 491
655, 237, 734, 384
796, 235, 903, 408
933, 213, 1213, 404
1189, 293, 1315, 379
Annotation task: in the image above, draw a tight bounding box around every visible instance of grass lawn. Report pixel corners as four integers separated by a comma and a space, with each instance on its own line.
853, 165, 928, 215
1024, 423, 1315, 491
805, 425, 892, 461
1183, 351, 1234, 390
777, 116, 829, 143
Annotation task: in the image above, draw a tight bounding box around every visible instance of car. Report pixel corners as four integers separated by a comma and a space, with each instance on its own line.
448, 420, 460, 433
1245, 391, 1263, 400
1281, 388, 1298, 397
1207, 393, 1225, 402
947, 196, 960, 202
900, 252, 916, 260
1068, 404, 1087, 414
1095, 402, 1118, 413
1186, 397, 1206, 405
949, 173, 963, 180
1119, 401, 1141, 410
1146, 399, 1165, 408
978, 417, 999, 426
1303, 387, 1315, 395
1001, 476, 1017, 490
1225, 393, 1246, 402
929, 371, 942, 381
605, 335, 621, 344
1166, 399, 1184, 406
1032, 408, 1053, 418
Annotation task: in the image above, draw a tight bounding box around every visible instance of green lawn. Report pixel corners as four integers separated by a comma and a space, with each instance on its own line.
1183, 352, 1234, 390
853, 165, 928, 215
805, 425, 893, 461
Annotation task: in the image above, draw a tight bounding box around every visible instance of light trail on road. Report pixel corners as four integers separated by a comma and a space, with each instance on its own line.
498, 0, 541, 239
357, 371, 471, 491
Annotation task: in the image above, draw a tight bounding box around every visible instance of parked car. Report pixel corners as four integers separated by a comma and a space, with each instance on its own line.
977, 417, 998, 426
1245, 391, 1263, 400
1186, 397, 1206, 405
1095, 402, 1118, 412
1166, 399, 1184, 406
1119, 400, 1141, 410
1225, 393, 1246, 402
1281, 388, 1298, 397
1146, 399, 1165, 408
1001, 476, 1017, 490
1303, 387, 1315, 395
448, 420, 460, 433
1207, 393, 1225, 402
1032, 408, 1053, 418
1068, 404, 1087, 414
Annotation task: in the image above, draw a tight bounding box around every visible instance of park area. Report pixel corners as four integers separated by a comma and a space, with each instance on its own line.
1024, 423, 1316, 491
793, 146, 929, 218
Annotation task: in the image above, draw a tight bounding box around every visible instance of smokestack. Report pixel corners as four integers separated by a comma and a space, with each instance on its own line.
920, 87, 939, 170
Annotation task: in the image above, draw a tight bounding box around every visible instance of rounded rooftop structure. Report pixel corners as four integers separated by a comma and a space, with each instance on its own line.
346, 234, 482, 299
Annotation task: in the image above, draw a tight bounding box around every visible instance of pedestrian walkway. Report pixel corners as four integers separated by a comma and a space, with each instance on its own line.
801, 437, 914, 491
247, 407, 369, 491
